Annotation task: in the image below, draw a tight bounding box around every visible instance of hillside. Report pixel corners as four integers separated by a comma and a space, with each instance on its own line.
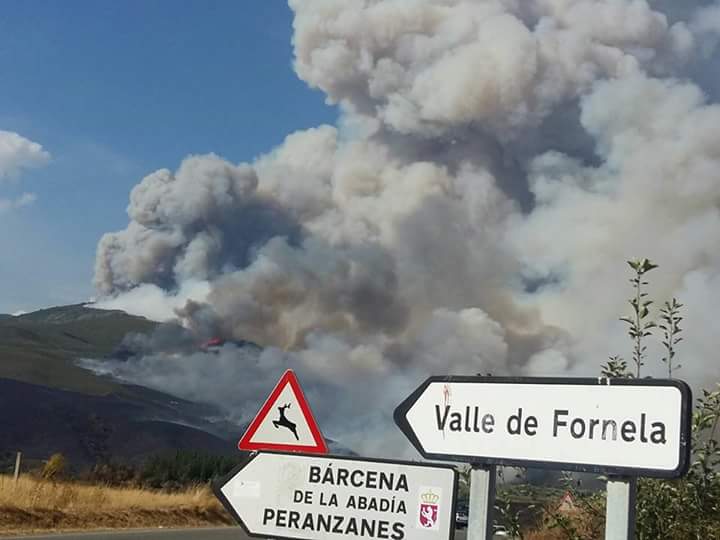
0, 305, 239, 468
0, 304, 354, 468
0, 303, 156, 395
0, 378, 238, 470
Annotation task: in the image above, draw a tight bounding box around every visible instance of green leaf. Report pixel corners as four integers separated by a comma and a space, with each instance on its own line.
640, 259, 659, 273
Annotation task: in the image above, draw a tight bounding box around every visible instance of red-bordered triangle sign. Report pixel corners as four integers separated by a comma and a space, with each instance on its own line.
238, 369, 328, 454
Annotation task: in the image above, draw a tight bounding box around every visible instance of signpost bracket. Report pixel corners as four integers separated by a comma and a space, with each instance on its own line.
467, 464, 496, 540
605, 476, 637, 540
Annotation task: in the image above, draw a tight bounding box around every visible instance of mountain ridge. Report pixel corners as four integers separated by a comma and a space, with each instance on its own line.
0, 303, 355, 467
0, 305, 238, 468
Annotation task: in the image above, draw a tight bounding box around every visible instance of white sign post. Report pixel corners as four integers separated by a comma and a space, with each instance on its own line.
467, 465, 495, 540
395, 376, 692, 539
605, 477, 637, 539
214, 450, 458, 540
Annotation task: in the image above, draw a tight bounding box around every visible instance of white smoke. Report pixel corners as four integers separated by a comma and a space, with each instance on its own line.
94, 280, 211, 322
93, 0, 720, 457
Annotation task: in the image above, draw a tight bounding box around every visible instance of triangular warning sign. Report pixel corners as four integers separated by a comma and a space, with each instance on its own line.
238, 369, 328, 454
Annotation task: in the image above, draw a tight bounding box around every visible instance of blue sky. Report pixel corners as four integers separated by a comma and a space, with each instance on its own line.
0, 1, 336, 313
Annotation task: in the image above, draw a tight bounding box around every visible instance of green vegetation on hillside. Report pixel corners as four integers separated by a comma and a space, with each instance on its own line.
55, 450, 244, 491
0, 305, 250, 474
0, 304, 156, 395
139, 450, 244, 490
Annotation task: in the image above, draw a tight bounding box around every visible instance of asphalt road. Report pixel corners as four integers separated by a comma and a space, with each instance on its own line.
0, 526, 484, 539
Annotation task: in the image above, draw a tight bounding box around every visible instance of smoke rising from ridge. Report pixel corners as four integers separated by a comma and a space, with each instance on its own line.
93, 0, 720, 457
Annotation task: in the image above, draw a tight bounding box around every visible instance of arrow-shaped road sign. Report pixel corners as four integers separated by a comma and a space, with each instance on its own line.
214, 450, 458, 540
394, 376, 691, 478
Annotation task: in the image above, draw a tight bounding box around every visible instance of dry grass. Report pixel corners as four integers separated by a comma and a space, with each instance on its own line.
0, 475, 214, 511
0, 475, 232, 535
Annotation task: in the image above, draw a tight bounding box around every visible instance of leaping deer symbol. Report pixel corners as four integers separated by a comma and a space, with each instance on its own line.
272, 403, 299, 440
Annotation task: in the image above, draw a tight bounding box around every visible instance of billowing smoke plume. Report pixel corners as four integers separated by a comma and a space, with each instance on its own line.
93, 0, 720, 456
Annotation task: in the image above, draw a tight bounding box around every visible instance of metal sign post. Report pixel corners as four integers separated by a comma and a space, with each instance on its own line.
605, 477, 637, 540
467, 465, 495, 540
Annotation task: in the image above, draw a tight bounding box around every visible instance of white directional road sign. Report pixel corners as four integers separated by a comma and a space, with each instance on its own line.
214, 451, 458, 540
394, 376, 691, 478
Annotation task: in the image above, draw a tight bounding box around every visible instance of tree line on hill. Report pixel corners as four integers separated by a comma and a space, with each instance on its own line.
3, 449, 245, 491
89, 450, 245, 490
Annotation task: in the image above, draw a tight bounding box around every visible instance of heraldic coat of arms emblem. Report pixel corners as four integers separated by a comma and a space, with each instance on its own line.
418, 489, 440, 530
